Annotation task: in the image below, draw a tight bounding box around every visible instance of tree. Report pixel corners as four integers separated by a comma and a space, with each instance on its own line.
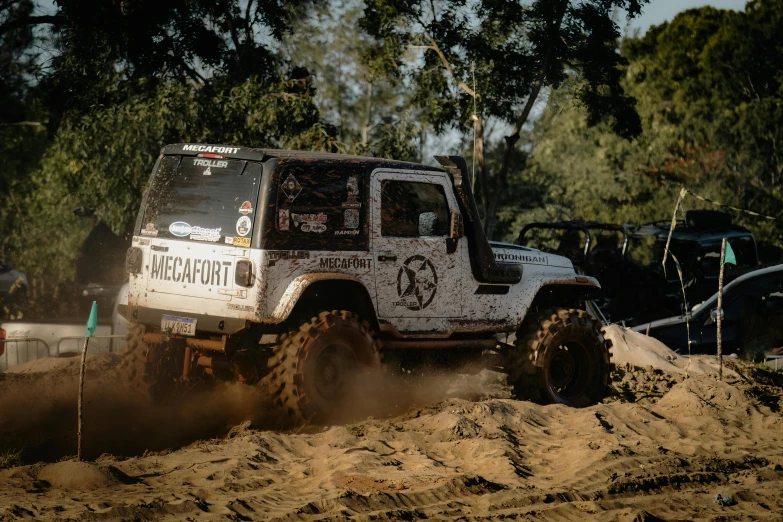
282, 0, 423, 160
499, 1, 783, 248
360, 0, 648, 237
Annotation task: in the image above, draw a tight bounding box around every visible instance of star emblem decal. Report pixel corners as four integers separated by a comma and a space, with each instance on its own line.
397, 255, 438, 310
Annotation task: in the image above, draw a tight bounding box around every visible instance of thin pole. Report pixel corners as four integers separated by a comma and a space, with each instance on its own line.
717, 238, 726, 381
77, 337, 90, 461
662, 187, 687, 277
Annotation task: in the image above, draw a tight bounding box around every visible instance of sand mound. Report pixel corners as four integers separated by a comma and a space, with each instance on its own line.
37, 461, 121, 490
606, 325, 740, 379
3, 366, 781, 520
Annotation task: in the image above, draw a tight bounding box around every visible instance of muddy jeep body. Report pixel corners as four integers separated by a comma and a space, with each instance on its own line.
123, 145, 610, 417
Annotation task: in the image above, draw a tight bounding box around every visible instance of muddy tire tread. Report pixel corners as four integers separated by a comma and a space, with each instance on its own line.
507, 308, 612, 406
266, 310, 382, 422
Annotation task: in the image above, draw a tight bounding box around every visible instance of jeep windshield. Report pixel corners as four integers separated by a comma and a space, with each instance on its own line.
139, 155, 261, 244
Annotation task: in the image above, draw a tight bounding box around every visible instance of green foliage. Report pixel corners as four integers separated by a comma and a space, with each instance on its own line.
498, 1, 783, 247
360, 0, 647, 136
41, 0, 316, 121
282, 0, 421, 159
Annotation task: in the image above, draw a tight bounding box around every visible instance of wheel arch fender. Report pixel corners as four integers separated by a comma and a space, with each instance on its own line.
271, 274, 379, 328
527, 275, 601, 315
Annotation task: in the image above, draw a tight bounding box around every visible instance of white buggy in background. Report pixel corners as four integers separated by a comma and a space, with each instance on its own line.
122, 145, 612, 421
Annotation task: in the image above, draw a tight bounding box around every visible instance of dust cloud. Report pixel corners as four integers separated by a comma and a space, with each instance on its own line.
0, 347, 508, 462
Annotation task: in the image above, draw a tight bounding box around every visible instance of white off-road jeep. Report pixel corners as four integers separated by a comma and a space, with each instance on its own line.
122, 145, 612, 420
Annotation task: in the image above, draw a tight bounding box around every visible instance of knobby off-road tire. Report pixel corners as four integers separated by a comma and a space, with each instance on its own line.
120, 322, 150, 391
507, 308, 612, 407
266, 310, 382, 423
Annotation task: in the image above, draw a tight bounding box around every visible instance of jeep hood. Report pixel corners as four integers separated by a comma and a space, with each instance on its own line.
489, 241, 573, 268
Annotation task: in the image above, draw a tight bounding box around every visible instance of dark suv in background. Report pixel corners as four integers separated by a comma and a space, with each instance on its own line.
518, 210, 763, 325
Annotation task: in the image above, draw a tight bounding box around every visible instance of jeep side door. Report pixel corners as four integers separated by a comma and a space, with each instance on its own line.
371, 170, 463, 320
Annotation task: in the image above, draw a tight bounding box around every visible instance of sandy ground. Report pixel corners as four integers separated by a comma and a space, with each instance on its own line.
0, 327, 782, 521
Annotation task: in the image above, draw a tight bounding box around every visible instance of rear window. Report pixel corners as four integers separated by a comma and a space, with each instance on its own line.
139, 155, 261, 245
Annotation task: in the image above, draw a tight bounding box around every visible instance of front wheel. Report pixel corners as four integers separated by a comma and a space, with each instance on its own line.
506, 308, 611, 407
266, 310, 382, 423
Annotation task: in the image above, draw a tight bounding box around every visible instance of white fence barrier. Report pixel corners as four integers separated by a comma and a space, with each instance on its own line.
766, 355, 783, 371
0, 334, 126, 372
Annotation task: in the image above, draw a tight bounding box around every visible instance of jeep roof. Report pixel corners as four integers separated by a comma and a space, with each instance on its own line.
630, 221, 753, 242
162, 143, 444, 174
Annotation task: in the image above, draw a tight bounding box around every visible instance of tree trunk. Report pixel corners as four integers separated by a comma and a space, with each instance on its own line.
361, 82, 373, 146
483, 0, 568, 239
483, 73, 544, 239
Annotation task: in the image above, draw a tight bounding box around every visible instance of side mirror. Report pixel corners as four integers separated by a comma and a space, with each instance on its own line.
707, 307, 724, 325
449, 211, 464, 239
418, 212, 438, 236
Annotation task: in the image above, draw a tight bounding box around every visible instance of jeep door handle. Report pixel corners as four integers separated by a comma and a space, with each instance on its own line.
378, 255, 397, 262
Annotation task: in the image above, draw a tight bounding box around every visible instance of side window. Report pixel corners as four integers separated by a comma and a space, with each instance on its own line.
381, 181, 449, 237
266, 164, 367, 251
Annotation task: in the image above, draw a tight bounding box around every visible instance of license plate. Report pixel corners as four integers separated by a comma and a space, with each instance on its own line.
161, 314, 197, 336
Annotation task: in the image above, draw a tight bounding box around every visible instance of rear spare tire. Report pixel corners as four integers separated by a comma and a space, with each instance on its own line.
507, 308, 611, 407
266, 310, 382, 423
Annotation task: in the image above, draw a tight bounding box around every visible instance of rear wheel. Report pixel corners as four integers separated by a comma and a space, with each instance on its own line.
122, 323, 206, 399
266, 310, 382, 423
506, 308, 611, 407
119, 323, 153, 394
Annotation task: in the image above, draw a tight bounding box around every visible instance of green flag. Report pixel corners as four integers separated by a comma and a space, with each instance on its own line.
85, 301, 98, 338
724, 241, 737, 266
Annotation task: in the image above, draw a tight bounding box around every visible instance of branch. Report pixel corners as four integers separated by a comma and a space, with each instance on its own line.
0, 14, 64, 37
0, 121, 43, 127
220, 0, 242, 53
408, 25, 475, 97
424, 30, 475, 97
243, 0, 254, 45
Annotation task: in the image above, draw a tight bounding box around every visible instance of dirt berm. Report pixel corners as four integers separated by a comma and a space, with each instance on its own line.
0, 326, 782, 521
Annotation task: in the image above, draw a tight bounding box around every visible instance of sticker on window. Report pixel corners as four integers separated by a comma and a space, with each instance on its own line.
342, 175, 361, 208
301, 223, 327, 233
343, 209, 359, 230
226, 236, 250, 247
292, 213, 327, 224
193, 158, 229, 168
281, 174, 302, 202
190, 226, 222, 242
141, 223, 158, 237
203, 167, 212, 176
239, 201, 253, 215
278, 209, 290, 231
169, 221, 192, 237
236, 216, 251, 237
